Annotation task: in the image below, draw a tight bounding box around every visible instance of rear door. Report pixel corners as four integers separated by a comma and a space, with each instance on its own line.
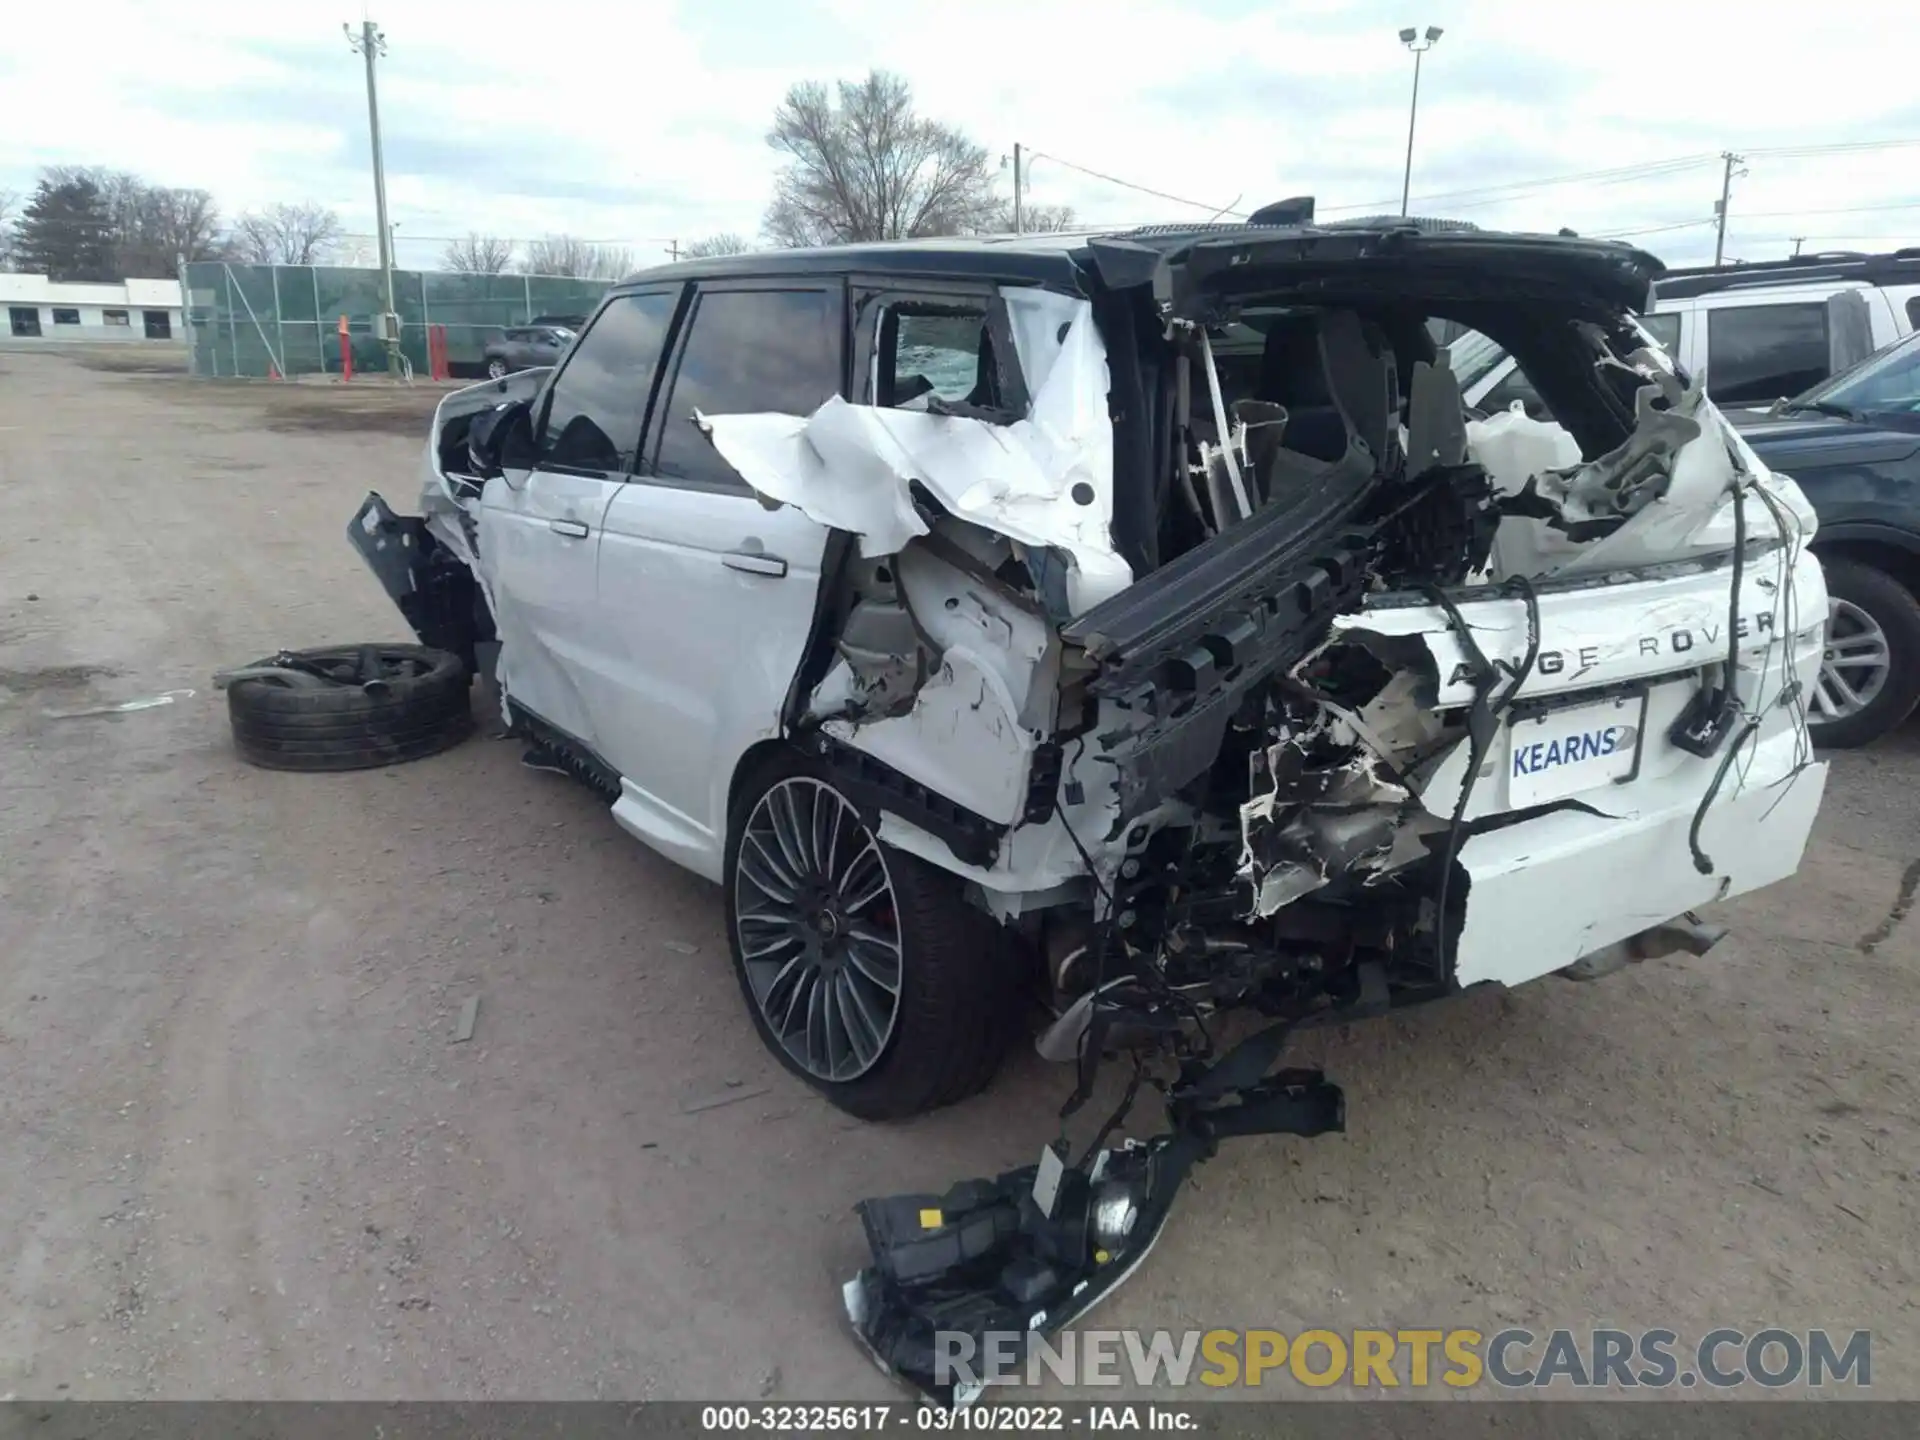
478, 288, 681, 752
592, 280, 845, 871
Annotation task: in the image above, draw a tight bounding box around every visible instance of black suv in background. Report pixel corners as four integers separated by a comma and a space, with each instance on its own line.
1735, 330, 1920, 746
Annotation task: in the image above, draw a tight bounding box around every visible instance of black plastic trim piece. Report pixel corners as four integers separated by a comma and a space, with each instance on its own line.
506, 702, 624, 800
805, 732, 1006, 870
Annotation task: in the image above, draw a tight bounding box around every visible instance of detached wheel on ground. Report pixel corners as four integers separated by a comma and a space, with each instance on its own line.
1809, 557, 1920, 749
723, 752, 1020, 1121
224, 643, 473, 772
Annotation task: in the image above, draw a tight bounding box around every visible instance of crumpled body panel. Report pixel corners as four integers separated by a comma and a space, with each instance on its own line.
702, 292, 1131, 615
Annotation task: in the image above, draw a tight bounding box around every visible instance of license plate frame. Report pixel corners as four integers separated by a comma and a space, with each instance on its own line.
1505, 686, 1649, 809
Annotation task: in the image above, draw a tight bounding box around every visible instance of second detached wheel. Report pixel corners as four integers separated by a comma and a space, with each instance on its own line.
723, 753, 1019, 1120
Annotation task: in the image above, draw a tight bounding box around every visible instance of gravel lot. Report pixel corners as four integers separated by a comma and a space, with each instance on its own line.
1, 348, 1915, 1401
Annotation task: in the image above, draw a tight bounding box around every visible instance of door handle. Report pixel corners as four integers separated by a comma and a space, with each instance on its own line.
722, 549, 788, 578
548, 518, 591, 539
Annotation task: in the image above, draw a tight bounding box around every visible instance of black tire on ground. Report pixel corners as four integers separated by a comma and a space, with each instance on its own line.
1810, 557, 1920, 749
485, 358, 509, 379
226, 644, 473, 772
723, 748, 1020, 1121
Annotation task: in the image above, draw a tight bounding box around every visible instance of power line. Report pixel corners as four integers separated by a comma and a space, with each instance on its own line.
1731, 199, 1920, 220
1025, 150, 1246, 218
1598, 218, 1717, 239
1323, 138, 1920, 221
1319, 154, 1721, 217
1747, 137, 1920, 158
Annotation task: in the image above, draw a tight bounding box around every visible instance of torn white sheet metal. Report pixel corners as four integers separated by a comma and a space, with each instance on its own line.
701, 292, 1131, 614
1452, 746, 1827, 988
1468, 393, 1815, 581
815, 540, 1055, 825
419, 372, 546, 726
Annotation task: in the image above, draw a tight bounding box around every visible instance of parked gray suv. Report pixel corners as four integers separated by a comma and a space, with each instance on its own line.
482, 325, 573, 378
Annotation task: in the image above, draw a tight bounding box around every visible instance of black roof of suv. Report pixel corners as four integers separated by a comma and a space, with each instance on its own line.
614, 220, 1667, 313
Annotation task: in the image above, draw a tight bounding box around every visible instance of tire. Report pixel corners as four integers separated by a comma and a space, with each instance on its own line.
1808, 557, 1920, 749
485, 358, 509, 379
226, 644, 473, 772
723, 750, 1019, 1120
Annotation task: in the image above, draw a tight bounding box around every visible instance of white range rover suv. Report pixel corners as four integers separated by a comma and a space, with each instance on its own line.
348, 218, 1829, 1127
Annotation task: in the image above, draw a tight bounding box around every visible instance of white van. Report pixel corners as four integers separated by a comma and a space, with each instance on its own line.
1460, 249, 1920, 416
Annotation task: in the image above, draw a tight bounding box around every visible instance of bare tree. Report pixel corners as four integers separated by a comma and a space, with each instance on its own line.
442, 232, 515, 273
682, 232, 750, 259
0, 188, 17, 268
520, 235, 633, 279
763, 71, 999, 247
991, 201, 1079, 235
229, 202, 343, 265
99, 173, 222, 275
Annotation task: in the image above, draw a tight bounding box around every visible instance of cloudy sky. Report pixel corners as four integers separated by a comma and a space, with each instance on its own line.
4, 0, 1918, 271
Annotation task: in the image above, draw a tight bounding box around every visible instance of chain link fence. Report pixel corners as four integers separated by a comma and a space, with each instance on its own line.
181, 262, 611, 379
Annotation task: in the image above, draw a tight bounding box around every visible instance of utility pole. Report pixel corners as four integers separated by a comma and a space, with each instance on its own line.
1398, 26, 1443, 216
1712, 150, 1746, 267
1013, 142, 1024, 235
344, 19, 401, 376
666, 239, 679, 261
1791, 236, 1807, 256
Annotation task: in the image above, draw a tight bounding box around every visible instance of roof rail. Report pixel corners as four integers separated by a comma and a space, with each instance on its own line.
1655, 247, 1920, 300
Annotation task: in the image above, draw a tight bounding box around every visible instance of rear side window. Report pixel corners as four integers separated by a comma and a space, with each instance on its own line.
1642, 312, 1681, 354
1707, 303, 1829, 404
535, 291, 678, 475
889, 309, 988, 406
650, 287, 842, 489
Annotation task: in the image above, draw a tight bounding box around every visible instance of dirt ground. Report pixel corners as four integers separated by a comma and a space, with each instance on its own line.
0, 349, 1915, 1402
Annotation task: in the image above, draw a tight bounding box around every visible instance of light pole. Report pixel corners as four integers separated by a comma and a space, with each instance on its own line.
344, 18, 401, 376
1000, 144, 1027, 233
1398, 25, 1443, 217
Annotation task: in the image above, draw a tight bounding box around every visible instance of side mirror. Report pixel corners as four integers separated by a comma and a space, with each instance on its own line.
468, 399, 534, 477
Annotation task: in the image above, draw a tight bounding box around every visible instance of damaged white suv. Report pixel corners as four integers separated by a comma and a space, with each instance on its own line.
350, 217, 1829, 1122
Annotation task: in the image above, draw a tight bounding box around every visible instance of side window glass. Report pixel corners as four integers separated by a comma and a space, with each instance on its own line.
1642, 312, 1682, 354
1480, 365, 1546, 420
886, 308, 989, 409
536, 291, 678, 475
1706, 303, 1830, 404
651, 288, 842, 489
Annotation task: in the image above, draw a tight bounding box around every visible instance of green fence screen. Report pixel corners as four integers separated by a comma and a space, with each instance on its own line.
182, 263, 611, 379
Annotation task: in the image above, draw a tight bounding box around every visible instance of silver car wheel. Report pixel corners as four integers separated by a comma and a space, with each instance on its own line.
732, 777, 903, 1083
1812, 597, 1892, 723
486, 358, 508, 378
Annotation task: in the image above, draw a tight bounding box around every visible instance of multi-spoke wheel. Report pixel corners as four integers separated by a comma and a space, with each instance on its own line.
723, 754, 1021, 1119
1813, 598, 1890, 724
1807, 557, 1920, 749
733, 777, 904, 1083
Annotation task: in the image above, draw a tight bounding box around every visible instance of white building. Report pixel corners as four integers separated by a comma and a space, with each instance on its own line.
0, 274, 184, 341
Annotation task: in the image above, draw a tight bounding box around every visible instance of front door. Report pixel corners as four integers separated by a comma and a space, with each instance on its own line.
592, 281, 844, 876
477, 288, 681, 755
